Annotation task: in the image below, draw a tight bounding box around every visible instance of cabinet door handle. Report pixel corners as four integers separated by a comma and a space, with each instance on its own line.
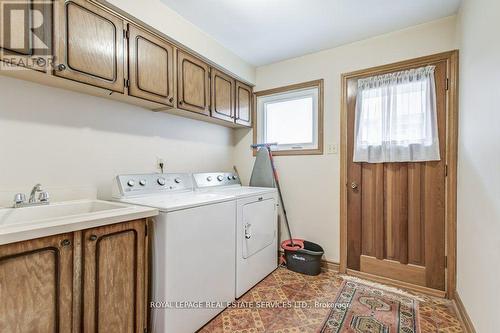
36, 57, 46, 67
179, 100, 183, 105
57, 64, 66, 71
60, 239, 71, 247
89, 235, 98, 241
169, 97, 174, 103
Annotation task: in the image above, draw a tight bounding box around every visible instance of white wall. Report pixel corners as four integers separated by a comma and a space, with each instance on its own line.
0, 76, 234, 206
105, 0, 255, 83
233, 16, 457, 262
456, 0, 500, 332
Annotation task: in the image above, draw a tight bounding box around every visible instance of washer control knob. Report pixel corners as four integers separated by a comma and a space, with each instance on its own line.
206, 176, 213, 182
127, 180, 135, 187
227, 176, 232, 180
217, 175, 224, 181
174, 178, 182, 184
232, 175, 237, 180
157, 178, 166, 186
139, 179, 147, 186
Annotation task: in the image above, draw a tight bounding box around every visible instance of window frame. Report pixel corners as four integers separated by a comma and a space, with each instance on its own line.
253, 79, 324, 156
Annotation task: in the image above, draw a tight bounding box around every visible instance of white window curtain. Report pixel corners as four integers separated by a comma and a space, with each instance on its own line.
353, 65, 440, 163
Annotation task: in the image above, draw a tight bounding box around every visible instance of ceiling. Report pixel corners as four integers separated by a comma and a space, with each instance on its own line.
160, 0, 461, 66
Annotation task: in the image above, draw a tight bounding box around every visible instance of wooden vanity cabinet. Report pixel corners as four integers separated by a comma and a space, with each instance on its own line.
0, 233, 74, 333
235, 81, 252, 127
0, 219, 148, 333
210, 68, 235, 123
127, 24, 176, 106
177, 50, 210, 115
53, 0, 125, 92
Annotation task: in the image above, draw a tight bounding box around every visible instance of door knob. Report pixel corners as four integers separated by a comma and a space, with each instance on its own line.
351, 182, 359, 190
89, 235, 98, 241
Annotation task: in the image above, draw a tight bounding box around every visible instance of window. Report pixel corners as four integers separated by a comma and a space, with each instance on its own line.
353, 66, 440, 163
255, 80, 323, 155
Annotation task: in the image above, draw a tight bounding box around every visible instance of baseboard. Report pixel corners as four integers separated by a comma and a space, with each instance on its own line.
453, 292, 476, 333
345, 269, 446, 298
278, 251, 340, 272
321, 259, 340, 272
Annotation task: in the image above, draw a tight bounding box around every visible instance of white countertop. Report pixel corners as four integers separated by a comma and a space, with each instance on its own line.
0, 199, 158, 245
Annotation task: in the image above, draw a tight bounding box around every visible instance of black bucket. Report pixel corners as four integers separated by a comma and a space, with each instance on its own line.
283, 240, 324, 276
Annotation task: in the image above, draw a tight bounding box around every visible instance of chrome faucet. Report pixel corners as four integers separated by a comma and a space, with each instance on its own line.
13, 184, 50, 208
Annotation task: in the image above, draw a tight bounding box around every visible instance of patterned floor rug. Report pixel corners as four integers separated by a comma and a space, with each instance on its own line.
319, 280, 421, 333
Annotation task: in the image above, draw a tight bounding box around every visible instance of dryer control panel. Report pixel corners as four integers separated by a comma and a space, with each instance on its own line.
113, 173, 193, 197
194, 172, 241, 188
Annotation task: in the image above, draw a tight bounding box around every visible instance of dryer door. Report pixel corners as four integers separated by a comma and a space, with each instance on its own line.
242, 198, 276, 259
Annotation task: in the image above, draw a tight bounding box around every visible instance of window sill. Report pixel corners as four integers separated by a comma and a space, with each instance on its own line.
252, 147, 324, 156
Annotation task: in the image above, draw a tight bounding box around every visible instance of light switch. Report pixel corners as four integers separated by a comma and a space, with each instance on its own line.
327, 143, 338, 154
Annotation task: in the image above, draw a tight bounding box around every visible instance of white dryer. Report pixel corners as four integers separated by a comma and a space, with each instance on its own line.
194, 172, 278, 298
113, 173, 236, 333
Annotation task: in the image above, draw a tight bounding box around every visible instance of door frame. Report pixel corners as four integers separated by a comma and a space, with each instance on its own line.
339, 50, 459, 299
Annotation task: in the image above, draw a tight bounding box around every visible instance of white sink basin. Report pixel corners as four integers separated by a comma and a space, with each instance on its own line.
0, 199, 158, 245
0, 200, 131, 227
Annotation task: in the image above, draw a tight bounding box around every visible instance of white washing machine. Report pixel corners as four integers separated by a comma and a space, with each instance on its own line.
194, 172, 278, 298
113, 173, 236, 333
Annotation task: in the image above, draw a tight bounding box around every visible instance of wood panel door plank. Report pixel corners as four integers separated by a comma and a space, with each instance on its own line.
408, 162, 425, 266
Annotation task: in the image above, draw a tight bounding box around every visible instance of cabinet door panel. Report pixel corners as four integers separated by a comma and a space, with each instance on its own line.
0, 0, 53, 72
128, 25, 175, 106
211, 69, 234, 122
0, 233, 73, 333
235, 81, 252, 126
177, 50, 210, 115
82, 219, 146, 333
54, 0, 124, 92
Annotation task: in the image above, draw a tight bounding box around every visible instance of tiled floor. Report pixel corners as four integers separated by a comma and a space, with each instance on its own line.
199, 267, 463, 333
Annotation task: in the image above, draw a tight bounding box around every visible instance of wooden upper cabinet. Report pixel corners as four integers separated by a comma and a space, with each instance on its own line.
128, 24, 175, 106
54, 0, 125, 92
235, 81, 253, 127
211, 69, 235, 122
177, 50, 210, 115
82, 219, 146, 333
0, 233, 73, 332
0, 0, 53, 72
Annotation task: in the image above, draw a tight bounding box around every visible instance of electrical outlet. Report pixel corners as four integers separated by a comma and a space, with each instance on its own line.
327, 143, 338, 155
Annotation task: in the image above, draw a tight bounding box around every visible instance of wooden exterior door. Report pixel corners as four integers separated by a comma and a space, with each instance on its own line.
0, 0, 53, 72
54, 0, 124, 92
211, 68, 235, 122
128, 24, 175, 106
177, 50, 210, 115
346, 60, 448, 291
235, 81, 252, 127
82, 219, 146, 333
0, 233, 73, 332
